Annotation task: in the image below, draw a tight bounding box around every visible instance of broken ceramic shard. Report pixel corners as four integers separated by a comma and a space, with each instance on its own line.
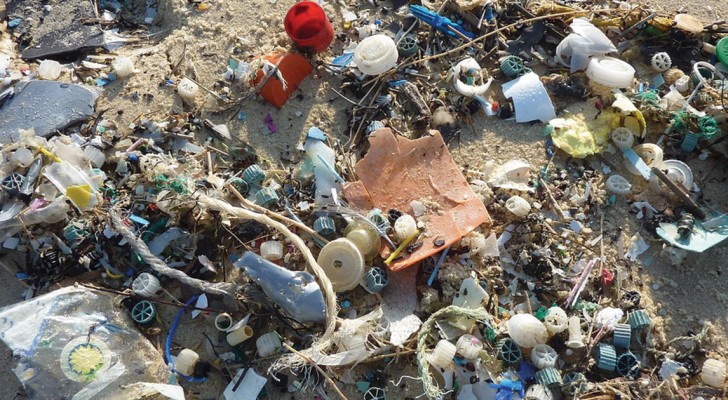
343, 128, 490, 271
234, 251, 326, 324
0, 81, 98, 144
501, 72, 555, 123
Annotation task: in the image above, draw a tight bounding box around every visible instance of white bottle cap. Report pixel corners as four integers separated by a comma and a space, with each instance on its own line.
353, 35, 398, 75
317, 238, 365, 292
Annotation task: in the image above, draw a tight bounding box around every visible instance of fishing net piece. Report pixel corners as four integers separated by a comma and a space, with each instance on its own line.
417, 306, 491, 399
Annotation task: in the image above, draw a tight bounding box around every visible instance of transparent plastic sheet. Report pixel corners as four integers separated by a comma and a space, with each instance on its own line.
0, 286, 181, 400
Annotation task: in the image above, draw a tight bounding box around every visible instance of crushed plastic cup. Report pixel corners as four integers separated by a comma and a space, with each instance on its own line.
284, 1, 334, 53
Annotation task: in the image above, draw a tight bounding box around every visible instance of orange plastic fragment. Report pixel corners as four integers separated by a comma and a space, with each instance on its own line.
252, 52, 312, 109
343, 128, 490, 271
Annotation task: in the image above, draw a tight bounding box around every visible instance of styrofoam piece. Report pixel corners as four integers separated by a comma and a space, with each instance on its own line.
353, 35, 398, 75
625, 144, 663, 176
501, 72, 556, 123
611, 127, 634, 150
506, 195, 531, 217
394, 214, 418, 242
507, 314, 548, 348
452, 277, 488, 309
38, 60, 62, 80
256, 332, 282, 357
586, 56, 635, 88
543, 307, 568, 334
177, 78, 199, 102
132, 272, 161, 297
223, 368, 267, 400
456, 334, 483, 360
606, 174, 631, 195
531, 344, 558, 369
112, 56, 135, 78
429, 340, 456, 369
260, 240, 284, 261
701, 358, 726, 388
317, 238, 365, 292
175, 349, 199, 376
566, 316, 584, 349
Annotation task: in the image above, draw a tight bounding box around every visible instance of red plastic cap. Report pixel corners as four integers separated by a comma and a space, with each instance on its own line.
284, 2, 334, 53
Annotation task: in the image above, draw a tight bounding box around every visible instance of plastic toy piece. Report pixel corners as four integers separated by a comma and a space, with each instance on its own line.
132, 272, 161, 297
507, 313, 548, 348
131, 300, 156, 324
566, 316, 584, 349
313, 216, 336, 237
455, 334, 483, 360
543, 307, 568, 334
284, 2, 334, 52
561, 372, 587, 397
353, 35, 399, 75
497, 338, 522, 363
260, 240, 284, 261
611, 127, 634, 150
616, 352, 640, 377
409, 5, 474, 39
363, 267, 388, 293
586, 56, 635, 88
525, 384, 554, 400
506, 195, 531, 217
342, 129, 490, 271
628, 310, 651, 330
251, 52, 312, 109
596, 343, 617, 371
429, 339, 456, 369
531, 344, 558, 369
701, 358, 727, 388
243, 164, 266, 186
317, 238, 365, 292
606, 175, 631, 195
535, 367, 562, 387
613, 323, 632, 348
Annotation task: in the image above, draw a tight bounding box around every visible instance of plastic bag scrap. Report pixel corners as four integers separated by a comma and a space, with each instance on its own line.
343, 128, 490, 271
0, 286, 179, 400
501, 72, 555, 123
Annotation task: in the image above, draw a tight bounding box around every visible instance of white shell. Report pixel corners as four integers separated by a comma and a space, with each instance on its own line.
353, 35, 398, 75
701, 358, 726, 388
606, 174, 631, 195
260, 240, 284, 261
651, 52, 672, 72
226, 324, 254, 346
507, 314, 548, 348
456, 334, 483, 360
611, 127, 634, 150
177, 78, 199, 103
625, 144, 663, 175
394, 214, 418, 242
543, 306, 568, 334
317, 238, 365, 292
429, 340, 456, 369
175, 349, 199, 376
256, 331, 282, 357
112, 56, 135, 78
566, 316, 585, 349
586, 56, 635, 88
38, 60, 62, 80
530, 344, 558, 369
506, 195, 531, 218
525, 384, 554, 400
131, 272, 161, 297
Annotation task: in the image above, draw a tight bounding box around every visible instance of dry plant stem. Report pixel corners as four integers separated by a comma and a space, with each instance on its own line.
282, 343, 348, 400
538, 175, 569, 220
225, 184, 330, 244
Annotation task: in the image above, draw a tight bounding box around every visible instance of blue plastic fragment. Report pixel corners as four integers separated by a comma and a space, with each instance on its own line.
130, 215, 151, 226
621, 147, 652, 180
307, 126, 327, 141
331, 52, 354, 69
8, 19, 22, 28
409, 5, 475, 39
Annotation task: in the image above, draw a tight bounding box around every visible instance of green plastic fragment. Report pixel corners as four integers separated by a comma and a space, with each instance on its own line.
534, 306, 550, 321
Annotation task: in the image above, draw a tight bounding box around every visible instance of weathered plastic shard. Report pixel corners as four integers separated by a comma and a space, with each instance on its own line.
656, 214, 728, 253
223, 368, 267, 400
234, 251, 326, 324
343, 128, 490, 271
0, 81, 98, 144
621, 147, 652, 180
501, 72, 556, 123
381, 265, 422, 346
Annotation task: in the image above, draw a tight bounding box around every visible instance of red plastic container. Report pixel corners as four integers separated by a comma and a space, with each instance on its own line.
284, 2, 334, 53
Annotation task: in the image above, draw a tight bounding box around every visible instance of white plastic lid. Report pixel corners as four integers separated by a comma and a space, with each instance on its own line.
132, 273, 161, 297
317, 238, 365, 292
177, 78, 199, 102
175, 349, 199, 376
353, 35, 398, 75
586, 56, 635, 88
701, 358, 726, 388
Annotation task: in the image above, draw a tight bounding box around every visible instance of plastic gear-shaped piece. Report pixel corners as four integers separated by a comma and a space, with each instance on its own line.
651, 52, 672, 72
497, 338, 522, 364
611, 127, 634, 150
606, 175, 632, 195
531, 344, 558, 369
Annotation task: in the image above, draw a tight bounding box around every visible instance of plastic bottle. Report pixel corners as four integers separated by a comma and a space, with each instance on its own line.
456, 334, 483, 360
38, 59, 62, 80
565, 316, 584, 349
112, 56, 135, 78
353, 35, 399, 75
256, 332, 282, 357
132, 272, 161, 297
701, 358, 726, 388
394, 214, 417, 242
507, 314, 548, 348
317, 238, 365, 292
284, 1, 334, 53
344, 220, 381, 260
175, 349, 199, 376
429, 340, 456, 369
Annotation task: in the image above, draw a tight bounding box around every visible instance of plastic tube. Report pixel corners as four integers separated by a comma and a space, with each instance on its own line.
165, 296, 207, 383
214, 313, 233, 331
565, 316, 584, 349
530, 344, 558, 369
174, 349, 199, 377
227, 324, 254, 346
